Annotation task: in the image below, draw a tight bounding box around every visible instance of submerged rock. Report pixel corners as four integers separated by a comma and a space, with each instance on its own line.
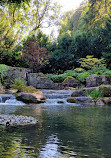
0, 115, 38, 127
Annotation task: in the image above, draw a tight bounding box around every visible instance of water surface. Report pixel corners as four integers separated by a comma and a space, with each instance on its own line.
0, 90, 111, 158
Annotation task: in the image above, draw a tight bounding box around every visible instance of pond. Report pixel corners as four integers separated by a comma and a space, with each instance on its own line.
0, 90, 111, 158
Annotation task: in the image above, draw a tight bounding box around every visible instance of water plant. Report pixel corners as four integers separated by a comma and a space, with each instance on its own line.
85, 89, 103, 105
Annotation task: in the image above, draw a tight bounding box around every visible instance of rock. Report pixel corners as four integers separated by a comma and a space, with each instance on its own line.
16, 92, 46, 103
0, 83, 5, 94
62, 76, 81, 88
86, 75, 111, 87
71, 87, 98, 97
4, 66, 31, 88
27, 73, 64, 89
96, 99, 105, 106
0, 114, 38, 127
71, 90, 85, 97
6, 89, 18, 94
102, 97, 111, 105
75, 97, 93, 104
67, 97, 76, 103
67, 96, 93, 104
99, 85, 111, 97
57, 100, 64, 104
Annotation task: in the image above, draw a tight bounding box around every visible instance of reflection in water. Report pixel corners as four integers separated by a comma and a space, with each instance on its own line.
0, 89, 111, 158
39, 134, 62, 158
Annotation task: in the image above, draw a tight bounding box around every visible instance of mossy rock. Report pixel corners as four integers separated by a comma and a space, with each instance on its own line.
22, 86, 42, 94
62, 76, 80, 88
86, 75, 111, 87
99, 85, 111, 97
67, 97, 76, 103
102, 97, 111, 105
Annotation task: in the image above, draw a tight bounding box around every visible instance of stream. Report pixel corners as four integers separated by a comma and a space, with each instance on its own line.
0, 90, 111, 158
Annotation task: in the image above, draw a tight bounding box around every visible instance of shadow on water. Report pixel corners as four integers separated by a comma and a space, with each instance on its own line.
0, 90, 111, 157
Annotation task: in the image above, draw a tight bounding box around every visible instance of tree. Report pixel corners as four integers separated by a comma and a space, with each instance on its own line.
27, 0, 61, 34
21, 41, 49, 72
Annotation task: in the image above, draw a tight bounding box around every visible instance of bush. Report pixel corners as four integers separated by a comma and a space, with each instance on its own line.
77, 72, 90, 83
0, 64, 9, 81
85, 89, 103, 105
85, 89, 103, 99
11, 78, 26, 92
46, 74, 66, 83
64, 70, 77, 77
74, 68, 85, 73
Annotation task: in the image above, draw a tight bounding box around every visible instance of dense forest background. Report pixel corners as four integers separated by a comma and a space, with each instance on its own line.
0, 0, 111, 74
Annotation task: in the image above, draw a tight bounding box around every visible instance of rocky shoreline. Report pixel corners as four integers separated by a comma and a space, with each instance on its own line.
0, 114, 38, 127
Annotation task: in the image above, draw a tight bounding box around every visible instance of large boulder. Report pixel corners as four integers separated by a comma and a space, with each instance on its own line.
86, 75, 111, 87
17, 92, 46, 103
4, 66, 31, 87
16, 86, 46, 103
27, 73, 64, 89
62, 76, 81, 88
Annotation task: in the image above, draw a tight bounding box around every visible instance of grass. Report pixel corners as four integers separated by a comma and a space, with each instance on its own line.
85, 89, 103, 105
11, 78, 26, 92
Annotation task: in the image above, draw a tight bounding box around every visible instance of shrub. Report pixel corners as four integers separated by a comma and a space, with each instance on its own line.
85, 89, 103, 105
78, 55, 105, 70
64, 70, 77, 78
11, 78, 26, 92
74, 68, 85, 73
77, 72, 90, 83
103, 70, 111, 76
0, 64, 9, 81
46, 74, 66, 83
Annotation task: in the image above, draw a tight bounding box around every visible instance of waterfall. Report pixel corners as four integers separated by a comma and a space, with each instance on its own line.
0, 94, 25, 105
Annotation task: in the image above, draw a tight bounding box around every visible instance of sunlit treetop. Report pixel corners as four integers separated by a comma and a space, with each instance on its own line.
0, 0, 30, 5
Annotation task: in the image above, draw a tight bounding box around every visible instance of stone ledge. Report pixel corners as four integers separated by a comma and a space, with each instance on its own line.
0, 115, 38, 127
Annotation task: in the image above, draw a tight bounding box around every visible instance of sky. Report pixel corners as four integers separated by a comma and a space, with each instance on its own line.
43, 0, 84, 37
56, 0, 84, 12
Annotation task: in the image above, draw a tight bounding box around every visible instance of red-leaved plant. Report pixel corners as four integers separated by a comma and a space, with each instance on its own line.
21, 42, 49, 72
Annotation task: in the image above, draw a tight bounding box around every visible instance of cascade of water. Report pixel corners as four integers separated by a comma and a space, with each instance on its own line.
41, 90, 75, 105
0, 94, 25, 105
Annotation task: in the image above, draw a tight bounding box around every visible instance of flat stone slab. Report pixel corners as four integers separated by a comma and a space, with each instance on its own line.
0, 115, 38, 127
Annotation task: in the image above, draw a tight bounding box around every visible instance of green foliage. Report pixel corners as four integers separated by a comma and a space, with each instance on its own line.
47, 70, 90, 83
78, 55, 105, 70
0, 64, 9, 81
46, 74, 66, 83
64, 70, 77, 77
11, 78, 26, 92
74, 68, 85, 73
77, 72, 90, 83
85, 89, 103, 105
